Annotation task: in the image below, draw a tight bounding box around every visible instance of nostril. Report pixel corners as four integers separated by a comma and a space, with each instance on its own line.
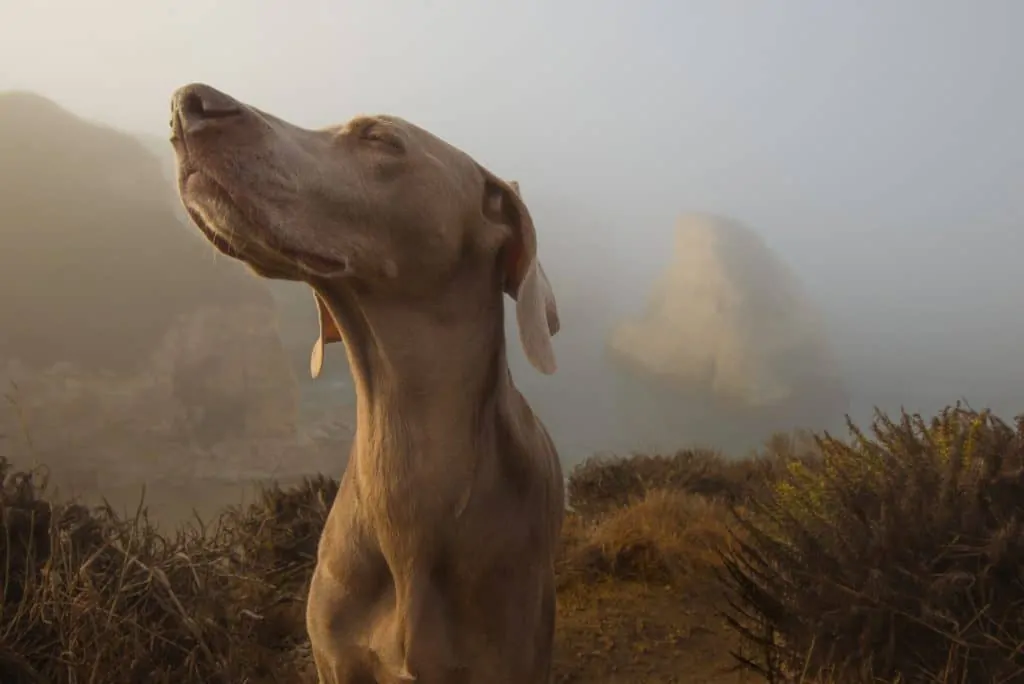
172, 85, 244, 137
181, 92, 207, 119
204, 98, 241, 119
181, 89, 241, 122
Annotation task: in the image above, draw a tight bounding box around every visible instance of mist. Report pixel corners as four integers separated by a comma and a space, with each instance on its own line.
3, 1, 1024, 512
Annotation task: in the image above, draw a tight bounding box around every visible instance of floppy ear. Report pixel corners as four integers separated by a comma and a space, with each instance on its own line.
310, 291, 344, 379
479, 171, 560, 374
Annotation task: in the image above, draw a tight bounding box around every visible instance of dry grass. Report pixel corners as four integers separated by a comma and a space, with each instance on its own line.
0, 468, 333, 683
566, 431, 819, 517
2, 404, 1023, 683
561, 489, 732, 586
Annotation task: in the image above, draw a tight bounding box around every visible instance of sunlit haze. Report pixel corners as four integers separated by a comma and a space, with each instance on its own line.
3, 0, 1023, 442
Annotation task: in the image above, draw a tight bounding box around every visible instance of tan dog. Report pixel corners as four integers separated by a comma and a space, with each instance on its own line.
169, 83, 564, 684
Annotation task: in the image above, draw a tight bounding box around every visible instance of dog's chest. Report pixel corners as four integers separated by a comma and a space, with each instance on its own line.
354, 448, 475, 525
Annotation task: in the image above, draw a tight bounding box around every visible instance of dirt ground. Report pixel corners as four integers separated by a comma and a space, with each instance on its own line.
290, 571, 746, 683
553, 581, 747, 684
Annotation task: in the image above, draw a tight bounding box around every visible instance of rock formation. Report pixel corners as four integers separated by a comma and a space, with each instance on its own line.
607, 213, 847, 452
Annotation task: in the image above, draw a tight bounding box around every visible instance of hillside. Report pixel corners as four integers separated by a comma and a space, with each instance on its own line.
0, 92, 301, 489
0, 91, 272, 373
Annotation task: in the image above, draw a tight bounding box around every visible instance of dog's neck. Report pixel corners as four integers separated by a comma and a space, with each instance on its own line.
313, 269, 510, 469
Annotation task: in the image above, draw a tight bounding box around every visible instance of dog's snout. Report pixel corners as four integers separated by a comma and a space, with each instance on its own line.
171, 83, 242, 136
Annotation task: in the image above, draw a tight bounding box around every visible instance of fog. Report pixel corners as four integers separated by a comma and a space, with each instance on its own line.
2, 1, 1023, 515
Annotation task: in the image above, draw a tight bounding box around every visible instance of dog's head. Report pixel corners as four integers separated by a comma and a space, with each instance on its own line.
170, 83, 559, 376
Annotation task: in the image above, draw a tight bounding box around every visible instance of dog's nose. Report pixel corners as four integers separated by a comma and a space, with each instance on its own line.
171, 83, 242, 136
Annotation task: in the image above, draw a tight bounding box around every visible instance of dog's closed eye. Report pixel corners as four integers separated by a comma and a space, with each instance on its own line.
359, 122, 405, 154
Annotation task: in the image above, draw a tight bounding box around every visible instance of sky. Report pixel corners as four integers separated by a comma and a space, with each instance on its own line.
3, 0, 1024, 423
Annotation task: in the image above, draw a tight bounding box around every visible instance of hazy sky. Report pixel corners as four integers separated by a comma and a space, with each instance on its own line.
3, 0, 1024, 416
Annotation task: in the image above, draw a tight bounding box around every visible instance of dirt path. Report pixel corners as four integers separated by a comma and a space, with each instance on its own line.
554, 581, 749, 684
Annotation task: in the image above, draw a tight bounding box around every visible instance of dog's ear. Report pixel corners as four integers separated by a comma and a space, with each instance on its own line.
310, 291, 343, 379
478, 171, 559, 374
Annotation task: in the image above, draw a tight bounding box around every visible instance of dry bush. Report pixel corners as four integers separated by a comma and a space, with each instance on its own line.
0, 457, 332, 684
566, 437, 815, 519
721, 405, 1024, 684
561, 489, 732, 587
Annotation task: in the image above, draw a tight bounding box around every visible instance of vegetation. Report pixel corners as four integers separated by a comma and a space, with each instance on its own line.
722, 406, 1024, 683
2, 404, 1022, 683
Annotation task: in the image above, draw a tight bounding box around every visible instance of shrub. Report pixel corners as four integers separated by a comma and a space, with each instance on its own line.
566, 440, 814, 519
0, 456, 333, 684
561, 489, 731, 586
721, 406, 1024, 683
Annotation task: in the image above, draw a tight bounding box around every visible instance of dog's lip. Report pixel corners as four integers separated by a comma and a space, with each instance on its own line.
183, 202, 244, 260
179, 169, 263, 262
179, 170, 351, 277
291, 250, 352, 278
